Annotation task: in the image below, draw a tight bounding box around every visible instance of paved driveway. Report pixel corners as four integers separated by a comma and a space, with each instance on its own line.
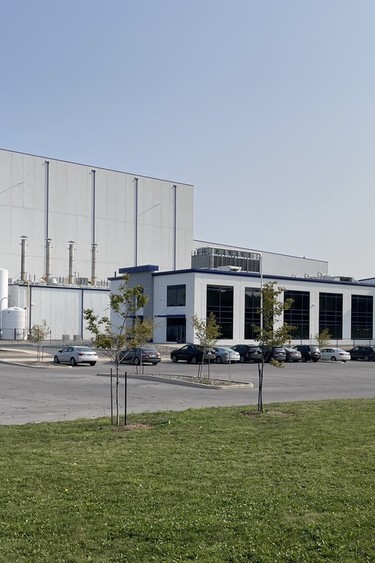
0, 351, 374, 424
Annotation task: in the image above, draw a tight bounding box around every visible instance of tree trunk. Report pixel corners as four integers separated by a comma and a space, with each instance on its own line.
257, 359, 264, 413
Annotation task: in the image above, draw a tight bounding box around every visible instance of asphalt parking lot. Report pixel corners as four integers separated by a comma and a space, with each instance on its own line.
0, 346, 374, 425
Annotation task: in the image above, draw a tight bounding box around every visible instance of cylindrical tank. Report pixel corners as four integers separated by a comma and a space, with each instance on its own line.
1, 307, 27, 340
0, 269, 8, 312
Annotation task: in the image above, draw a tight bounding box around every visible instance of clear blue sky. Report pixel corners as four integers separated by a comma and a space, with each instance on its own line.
1, 0, 374, 279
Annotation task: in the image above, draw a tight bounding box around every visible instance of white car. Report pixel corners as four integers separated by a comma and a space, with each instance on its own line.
320, 347, 351, 362
214, 346, 240, 364
53, 346, 98, 366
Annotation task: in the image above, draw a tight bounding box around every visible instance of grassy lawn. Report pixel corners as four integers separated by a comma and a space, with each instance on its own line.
1, 399, 374, 562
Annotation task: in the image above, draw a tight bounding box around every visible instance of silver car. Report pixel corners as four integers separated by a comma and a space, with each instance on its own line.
214, 346, 240, 364
53, 346, 98, 366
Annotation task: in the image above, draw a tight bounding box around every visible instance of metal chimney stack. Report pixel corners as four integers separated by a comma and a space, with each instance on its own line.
68, 241, 75, 284
45, 238, 52, 282
91, 243, 97, 286
20, 235, 28, 282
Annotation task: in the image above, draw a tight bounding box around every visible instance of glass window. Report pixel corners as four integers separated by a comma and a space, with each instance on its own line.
167, 285, 186, 307
166, 318, 186, 342
207, 285, 233, 339
244, 287, 261, 339
284, 290, 310, 340
319, 292, 343, 339
351, 295, 373, 340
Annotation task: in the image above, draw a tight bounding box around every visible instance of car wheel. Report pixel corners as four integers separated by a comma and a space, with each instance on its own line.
216, 356, 222, 364
89, 362, 96, 366
171, 355, 178, 363
331, 356, 337, 361
312, 359, 319, 363
364, 354, 370, 361
53, 356, 60, 364
191, 356, 198, 364
239, 356, 245, 363
134, 357, 140, 366
70, 357, 77, 366
152, 362, 158, 366
302, 356, 307, 362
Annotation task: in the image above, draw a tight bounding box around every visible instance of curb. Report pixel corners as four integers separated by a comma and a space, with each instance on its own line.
96, 372, 254, 390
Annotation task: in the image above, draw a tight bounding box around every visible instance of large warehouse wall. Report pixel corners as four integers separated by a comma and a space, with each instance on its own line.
0, 148, 194, 282
9, 283, 109, 341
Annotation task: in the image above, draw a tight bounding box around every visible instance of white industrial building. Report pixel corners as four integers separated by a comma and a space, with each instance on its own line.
1, 146, 375, 345
110, 264, 375, 348
0, 148, 193, 339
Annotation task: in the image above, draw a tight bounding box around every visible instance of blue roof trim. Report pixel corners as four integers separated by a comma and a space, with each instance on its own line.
152, 268, 375, 287
155, 314, 186, 318
119, 265, 159, 274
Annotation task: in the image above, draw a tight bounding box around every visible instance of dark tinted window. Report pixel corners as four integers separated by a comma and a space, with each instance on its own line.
351, 295, 373, 340
319, 292, 343, 339
207, 285, 233, 339
244, 287, 261, 339
167, 285, 186, 307
284, 290, 310, 339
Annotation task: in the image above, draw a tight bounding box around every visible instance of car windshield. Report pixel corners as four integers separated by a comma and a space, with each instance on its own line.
77, 347, 93, 352
142, 347, 157, 352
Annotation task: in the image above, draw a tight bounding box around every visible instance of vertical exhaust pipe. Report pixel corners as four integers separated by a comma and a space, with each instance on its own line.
91, 243, 97, 286
45, 238, 52, 282
68, 241, 75, 284
20, 235, 28, 282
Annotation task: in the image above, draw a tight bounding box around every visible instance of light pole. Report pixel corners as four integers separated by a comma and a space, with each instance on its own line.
252, 251, 264, 413
258, 253, 263, 332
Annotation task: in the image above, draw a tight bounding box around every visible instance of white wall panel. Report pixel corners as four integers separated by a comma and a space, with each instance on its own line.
0, 149, 194, 282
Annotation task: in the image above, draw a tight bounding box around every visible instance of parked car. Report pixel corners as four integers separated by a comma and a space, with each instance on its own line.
284, 347, 302, 362
347, 346, 375, 361
263, 347, 287, 363
170, 344, 216, 364
53, 346, 98, 366
120, 346, 161, 365
213, 346, 240, 364
320, 347, 351, 362
293, 345, 321, 362
231, 344, 262, 363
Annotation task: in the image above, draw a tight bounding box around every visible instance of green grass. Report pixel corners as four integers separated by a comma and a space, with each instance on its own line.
1, 399, 374, 562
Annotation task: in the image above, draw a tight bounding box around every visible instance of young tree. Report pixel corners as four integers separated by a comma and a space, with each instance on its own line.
83, 274, 149, 380
315, 328, 331, 349
192, 312, 221, 378
254, 282, 295, 413
30, 319, 50, 362
128, 317, 154, 373
84, 275, 150, 426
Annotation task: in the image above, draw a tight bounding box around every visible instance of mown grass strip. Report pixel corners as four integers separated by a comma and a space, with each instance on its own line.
0, 399, 374, 562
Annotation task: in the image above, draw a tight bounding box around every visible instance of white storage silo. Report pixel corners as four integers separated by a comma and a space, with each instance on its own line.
1, 307, 27, 340
0, 268, 8, 312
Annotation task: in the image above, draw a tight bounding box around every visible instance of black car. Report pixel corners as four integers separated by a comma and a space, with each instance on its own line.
293, 345, 321, 362
263, 347, 287, 363
120, 346, 161, 365
348, 346, 375, 361
231, 344, 262, 363
170, 344, 216, 364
